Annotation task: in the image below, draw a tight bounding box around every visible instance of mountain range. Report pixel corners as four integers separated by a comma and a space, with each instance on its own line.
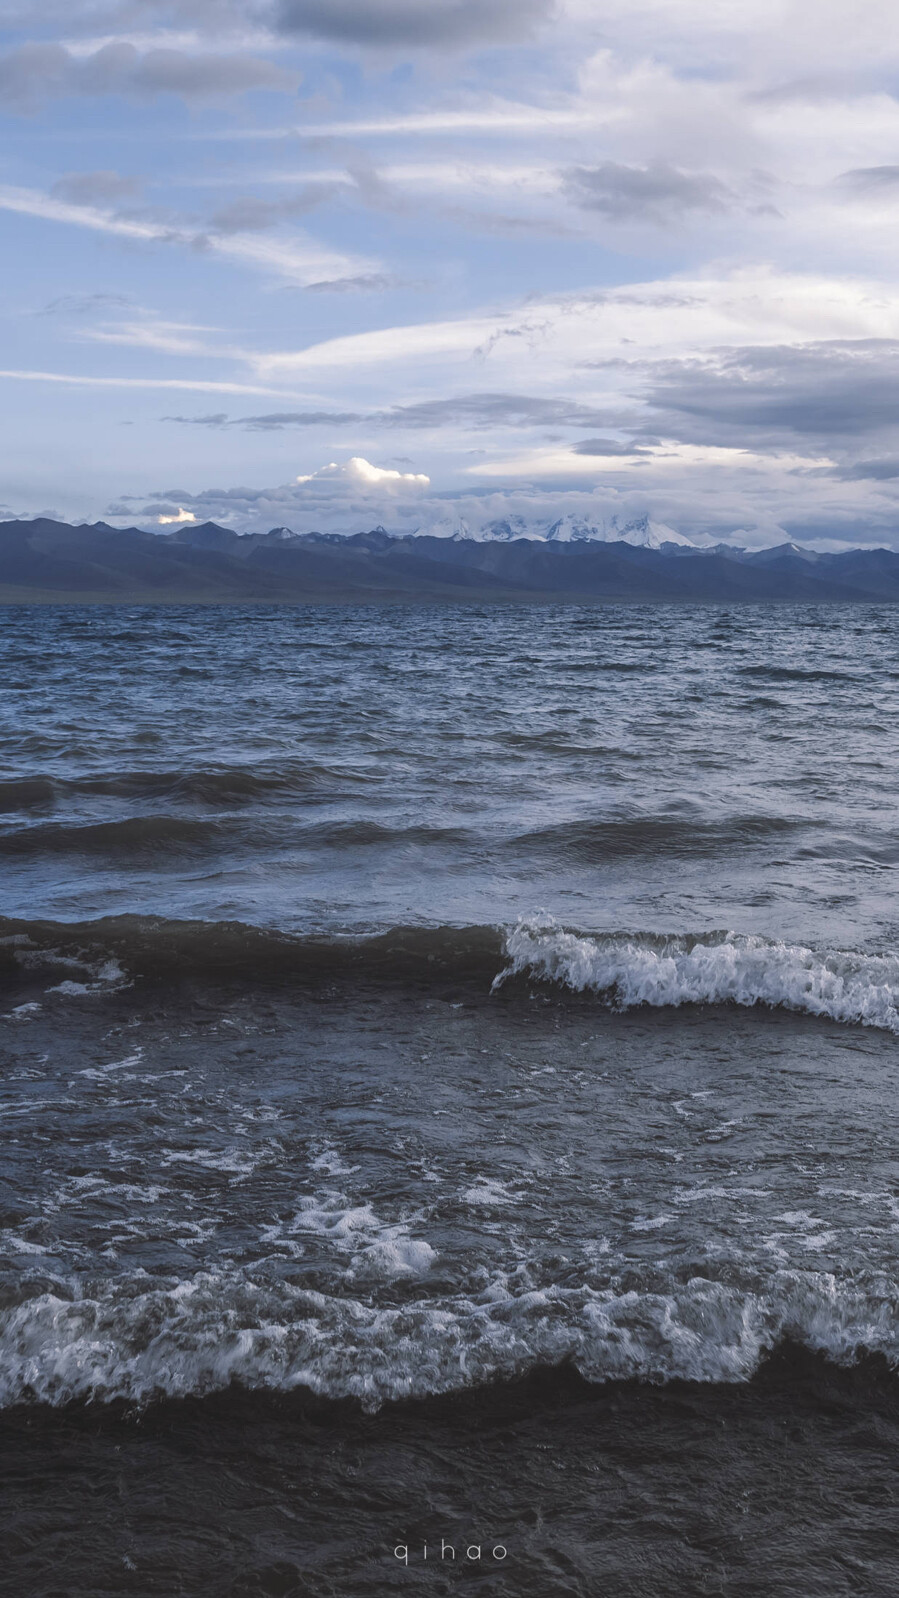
409, 512, 694, 548
2, 515, 899, 603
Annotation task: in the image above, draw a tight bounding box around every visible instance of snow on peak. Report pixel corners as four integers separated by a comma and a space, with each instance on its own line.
607, 514, 694, 549
411, 510, 694, 547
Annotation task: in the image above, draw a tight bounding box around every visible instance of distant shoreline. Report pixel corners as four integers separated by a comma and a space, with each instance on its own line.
1, 591, 896, 606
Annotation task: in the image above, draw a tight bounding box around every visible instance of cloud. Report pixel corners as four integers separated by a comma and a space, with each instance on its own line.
0, 180, 373, 286
304, 273, 415, 293
295, 455, 430, 487
116, 455, 437, 531
207, 186, 337, 233
163, 408, 364, 427
562, 162, 734, 224
376, 393, 622, 429
162, 412, 230, 426
159, 393, 625, 432
243, 408, 364, 427
829, 457, 899, 479
645, 340, 899, 447
837, 165, 899, 192
275, 0, 554, 48
81, 315, 231, 357
112, 468, 879, 550
39, 290, 133, 315
0, 368, 287, 395
0, 41, 293, 111
0, 0, 268, 35
51, 169, 143, 205
264, 106, 602, 137
157, 506, 197, 523
571, 437, 648, 455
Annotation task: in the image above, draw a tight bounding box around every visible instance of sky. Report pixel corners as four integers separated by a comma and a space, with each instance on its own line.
4, 1, 899, 545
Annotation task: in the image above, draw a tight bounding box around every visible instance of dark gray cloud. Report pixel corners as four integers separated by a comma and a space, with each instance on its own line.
238, 409, 364, 429
644, 340, 899, 447
563, 162, 733, 224
51, 169, 143, 206
376, 393, 621, 429
161, 413, 230, 427
570, 437, 647, 456
275, 0, 554, 47
0, 41, 293, 111
162, 409, 363, 429
160, 392, 622, 434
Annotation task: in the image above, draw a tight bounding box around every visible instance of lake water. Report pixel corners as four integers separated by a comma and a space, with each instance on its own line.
3, 602, 899, 1596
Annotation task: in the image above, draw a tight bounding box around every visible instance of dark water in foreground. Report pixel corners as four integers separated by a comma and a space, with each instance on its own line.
4, 603, 899, 1595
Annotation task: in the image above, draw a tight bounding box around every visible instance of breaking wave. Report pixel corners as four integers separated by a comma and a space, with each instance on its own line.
5, 913, 899, 1032
4, 1269, 899, 1410
495, 919, 899, 1034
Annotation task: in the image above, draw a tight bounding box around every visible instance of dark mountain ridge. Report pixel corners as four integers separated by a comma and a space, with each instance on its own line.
2, 517, 899, 603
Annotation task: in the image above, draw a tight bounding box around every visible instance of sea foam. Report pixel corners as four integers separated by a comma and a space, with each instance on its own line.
495, 919, 899, 1034
2, 1268, 898, 1411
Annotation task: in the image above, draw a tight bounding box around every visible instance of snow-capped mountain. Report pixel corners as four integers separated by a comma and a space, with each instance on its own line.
410, 511, 694, 548
545, 513, 694, 549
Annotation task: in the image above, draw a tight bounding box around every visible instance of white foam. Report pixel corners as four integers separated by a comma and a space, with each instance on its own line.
495, 917, 899, 1033
279, 1193, 437, 1280
351, 1237, 438, 1280
8, 943, 130, 997
2, 1002, 42, 1020
1, 1233, 50, 1256
159, 1147, 265, 1181
2, 1268, 898, 1411
310, 1146, 359, 1177
77, 1049, 144, 1079
461, 1178, 520, 1207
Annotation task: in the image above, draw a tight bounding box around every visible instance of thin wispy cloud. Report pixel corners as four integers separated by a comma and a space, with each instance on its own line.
0, 181, 374, 285
0, 369, 297, 395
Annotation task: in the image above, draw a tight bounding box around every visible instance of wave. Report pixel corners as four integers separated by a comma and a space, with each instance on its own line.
0, 817, 472, 859
5, 914, 899, 1033
0, 915, 504, 986
0, 762, 383, 813
495, 920, 899, 1034
513, 813, 799, 861
737, 665, 861, 683
0, 816, 238, 857
3, 1268, 899, 1410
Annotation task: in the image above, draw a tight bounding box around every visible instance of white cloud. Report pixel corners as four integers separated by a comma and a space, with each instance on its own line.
116, 465, 899, 549
295, 455, 430, 487
0, 368, 290, 395
276, 105, 611, 137
0, 182, 374, 287
249, 268, 899, 394
157, 506, 197, 523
